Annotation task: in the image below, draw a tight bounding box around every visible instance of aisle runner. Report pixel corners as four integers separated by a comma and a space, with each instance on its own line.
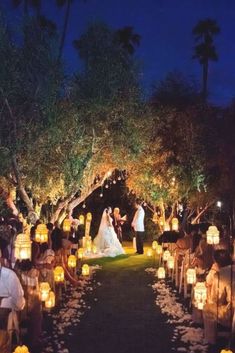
42, 265, 102, 353
146, 268, 208, 353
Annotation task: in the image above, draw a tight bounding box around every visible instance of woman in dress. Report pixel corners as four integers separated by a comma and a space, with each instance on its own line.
94, 208, 125, 257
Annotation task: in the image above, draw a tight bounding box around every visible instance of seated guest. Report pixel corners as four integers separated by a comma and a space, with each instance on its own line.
15, 260, 42, 353
0, 242, 25, 353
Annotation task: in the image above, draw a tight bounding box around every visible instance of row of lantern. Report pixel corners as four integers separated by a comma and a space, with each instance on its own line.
153, 215, 179, 231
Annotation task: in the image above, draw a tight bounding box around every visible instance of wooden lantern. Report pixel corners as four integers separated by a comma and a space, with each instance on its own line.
163, 250, 171, 262
157, 267, 165, 279
14, 233, 32, 261
54, 266, 64, 283
172, 217, 179, 231
39, 282, 50, 301
68, 255, 77, 268
194, 282, 207, 310
77, 248, 84, 260
164, 223, 170, 231
45, 291, 55, 309
186, 268, 196, 284
92, 245, 97, 254
79, 215, 85, 225
147, 249, 153, 257
13, 345, 30, 353
206, 225, 220, 245
63, 218, 71, 232
167, 255, 174, 269
82, 264, 90, 276
35, 224, 48, 243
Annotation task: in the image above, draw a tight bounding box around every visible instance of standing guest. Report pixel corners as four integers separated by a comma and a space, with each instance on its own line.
0, 241, 25, 353
112, 208, 125, 244
36, 243, 55, 290
131, 199, 145, 254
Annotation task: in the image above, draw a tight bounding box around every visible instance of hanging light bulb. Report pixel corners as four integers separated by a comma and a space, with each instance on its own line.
100, 193, 103, 198
113, 180, 116, 184
82, 203, 86, 209
118, 176, 121, 181
105, 184, 109, 189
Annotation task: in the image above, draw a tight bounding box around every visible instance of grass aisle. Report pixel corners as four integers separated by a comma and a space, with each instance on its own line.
67, 243, 173, 353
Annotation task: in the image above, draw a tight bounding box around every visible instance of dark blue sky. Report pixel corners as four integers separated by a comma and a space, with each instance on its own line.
3, 0, 235, 105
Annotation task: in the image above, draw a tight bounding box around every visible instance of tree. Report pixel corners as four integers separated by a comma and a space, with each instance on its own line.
114, 26, 141, 55
192, 18, 220, 101
56, 0, 73, 61
12, 0, 41, 17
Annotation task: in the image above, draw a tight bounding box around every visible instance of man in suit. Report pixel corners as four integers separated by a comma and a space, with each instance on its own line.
131, 199, 145, 254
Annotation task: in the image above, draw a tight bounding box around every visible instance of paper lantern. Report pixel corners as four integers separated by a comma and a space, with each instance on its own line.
54, 266, 64, 283
13, 345, 30, 353
194, 282, 207, 310
68, 255, 77, 268
164, 223, 170, 231
206, 225, 220, 245
79, 215, 85, 225
86, 212, 92, 221
14, 233, 32, 261
35, 224, 48, 243
172, 217, 179, 231
157, 267, 165, 279
63, 218, 71, 232
82, 264, 90, 276
186, 268, 196, 284
45, 291, 55, 309
156, 244, 163, 255
152, 240, 158, 250
147, 249, 153, 257
163, 250, 171, 262
77, 248, 84, 260
167, 255, 174, 269
92, 245, 97, 254
39, 282, 50, 301
158, 216, 165, 227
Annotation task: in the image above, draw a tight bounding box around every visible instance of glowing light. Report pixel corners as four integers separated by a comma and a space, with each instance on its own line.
39, 282, 50, 301
152, 240, 158, 250
172, 217, 179, 231
163, 250, 171, 262
186, 268, 196, 284
68, 255, 77, 268
206, 225, 220, 245
63, 218, 71, 232
157, 267, 165, 279
194, 282, 207, 310
45, 291, 55, 309
167, 255, 174, 269
14, 233, 32, 261
54, 266, 64, 283
82, 264, 90, 276
147, 249, 153, 257
35, 224, 48, 243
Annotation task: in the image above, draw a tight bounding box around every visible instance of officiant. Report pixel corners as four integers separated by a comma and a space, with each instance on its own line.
112, 208, 125, 244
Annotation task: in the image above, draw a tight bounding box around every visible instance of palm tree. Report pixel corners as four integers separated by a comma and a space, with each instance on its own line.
56, 0, 74, 61
114, 26, 141, 55
12, 0, 41, 17
192, 18, 220, 101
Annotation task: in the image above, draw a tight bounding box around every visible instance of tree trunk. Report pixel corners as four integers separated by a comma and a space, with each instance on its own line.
202, 60, 208, 101
58, 0, 71, 61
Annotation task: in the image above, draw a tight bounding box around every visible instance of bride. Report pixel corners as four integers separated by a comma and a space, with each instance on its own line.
94, 207, 125, 257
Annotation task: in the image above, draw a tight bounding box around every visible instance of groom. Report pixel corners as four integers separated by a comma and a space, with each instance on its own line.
131, 199, 145, 254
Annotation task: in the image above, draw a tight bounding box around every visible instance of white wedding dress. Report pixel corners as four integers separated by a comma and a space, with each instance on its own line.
94, 209, 125, 257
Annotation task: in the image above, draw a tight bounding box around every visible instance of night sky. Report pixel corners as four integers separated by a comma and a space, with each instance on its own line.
3, 0, 235, 105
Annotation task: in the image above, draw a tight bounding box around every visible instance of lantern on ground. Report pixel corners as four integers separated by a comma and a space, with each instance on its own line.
167, 255, 174, 269
35, 224, 48, 243
86, 239, 92, 253
86, 212, 92, 221
152, 240, 158, 250
164, 223, 170, 231
14, 233, 32, 261
220, 350, 233, 353
156, 244, 163, 255
157, 267, 165, 279
158, 216, 165, 227
39, 282, 50, 301
79, 215, 85, 225
163, 250, 171, 262
45, 291, 55, 309
77, 248, 84, 260
63, 218, 71, 232
206, 225, 220, 245
85, 213, 92, 237
92, 245, 97, 254
54, 266, 64, 283
186, 268, 196, 284
13, 345, 30, 353
147, 249, 153, 257
172, 217, 179, 231
194, 282, 207, 310
82, 264, 90, 276
68, 255, 77, 268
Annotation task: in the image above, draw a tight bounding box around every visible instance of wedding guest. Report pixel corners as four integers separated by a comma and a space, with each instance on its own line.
112, 208, 124, 244
132, 199, 145, 254
36, 243, 55, 290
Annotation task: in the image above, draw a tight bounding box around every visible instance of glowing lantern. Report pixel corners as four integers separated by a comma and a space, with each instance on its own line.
172, 217, 179, 231
152, 213, 158, 223
86, 212, 92, 221
194, 282, 207, 310
85, 213, 92, 237
13, 345, 30, 353
186, 268, 196, 284
54, 266, 64, 283
45, 291, 55, 309
206, 225, 220, 245
152, 240, 158, 250
220, 350, 233, 353
14, 233, 32, 261
164, 223, 170, 231
82, 264, 90, 276
163, 250, 171, 262
159, 216, 165, 227
77, 248, 84, 260
147, 249, 153, 257
167, 255, 174, 269
68, 255, 77, 268
39, 282, 50, 301
79, 215, 85, 225
63, 218, 71, 232
157, 267, 165, 279
156, 245, 163, 255
35, 224, 48, 243
92, 245, 97, 254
